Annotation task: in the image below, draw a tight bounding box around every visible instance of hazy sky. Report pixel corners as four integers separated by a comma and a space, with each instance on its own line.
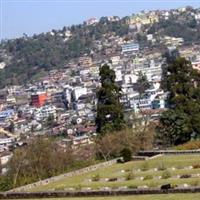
0, 0, 200, 40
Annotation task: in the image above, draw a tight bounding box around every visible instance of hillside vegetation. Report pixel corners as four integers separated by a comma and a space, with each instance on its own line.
0, 7, 200, 86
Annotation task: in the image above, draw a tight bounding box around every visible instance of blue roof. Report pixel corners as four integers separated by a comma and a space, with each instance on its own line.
0, 109, 15, 118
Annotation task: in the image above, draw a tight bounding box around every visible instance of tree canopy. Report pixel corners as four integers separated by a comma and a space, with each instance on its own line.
96, 64, 125, 133
157, 57, 200, 146
135, 71, 150, 96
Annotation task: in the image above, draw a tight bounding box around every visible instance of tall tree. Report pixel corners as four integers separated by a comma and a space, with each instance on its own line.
157, 57, 200, 146
135, 71, 150, 96
96, 64, 125, 133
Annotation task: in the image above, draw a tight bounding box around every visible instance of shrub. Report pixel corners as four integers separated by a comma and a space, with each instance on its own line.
193, 164, 200, 169
162, 170, 171, 179
126, 172, 135, 180
158, 162, 166, 171
140, 162, 149, 171
144, 174, 153, 180
0, 176, 12, 191
180, 174, 191, 179
92, 174, 100, 182
108, 177, 118, 182
161, 184, 171, 190
117, 158, 124, 163
120, 148, 132, 162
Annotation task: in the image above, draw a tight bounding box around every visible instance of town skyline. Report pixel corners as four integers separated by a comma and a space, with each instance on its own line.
0, 0, 200, 40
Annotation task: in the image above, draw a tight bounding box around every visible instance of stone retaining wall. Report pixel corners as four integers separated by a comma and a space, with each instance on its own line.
10, 158, 119, 192
2, 187, 200, 199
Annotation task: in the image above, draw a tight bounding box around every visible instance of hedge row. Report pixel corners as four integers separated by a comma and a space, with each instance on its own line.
1, 187, 200, 199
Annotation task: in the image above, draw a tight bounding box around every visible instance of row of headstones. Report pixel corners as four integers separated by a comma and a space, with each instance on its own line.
89, 173, 200, 182
122, 165, 196, 173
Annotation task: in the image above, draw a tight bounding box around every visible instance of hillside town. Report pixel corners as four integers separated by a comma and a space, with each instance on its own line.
1, 6, 200, 175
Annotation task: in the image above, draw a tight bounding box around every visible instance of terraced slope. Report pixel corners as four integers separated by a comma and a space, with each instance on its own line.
28, 155, 200, 192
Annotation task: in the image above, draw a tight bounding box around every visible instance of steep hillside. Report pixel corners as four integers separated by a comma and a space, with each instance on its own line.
0, 7, 200, 87
0, 17, 129, 86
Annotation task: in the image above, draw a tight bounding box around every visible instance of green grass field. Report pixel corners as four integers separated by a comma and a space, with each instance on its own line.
9, 193, 200, 200
28, 155, 200, 192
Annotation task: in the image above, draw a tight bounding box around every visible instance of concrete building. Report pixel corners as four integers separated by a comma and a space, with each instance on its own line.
126, 12, 159, 25
31, 92, 48, 107
192, 60, 200, 71
0, 109, 15, 121
134, 60, 162, 82
85, 18, 98, 26
121, 43, 139, 53
79, 56, 93, 67
72, 87, 87, 101
0, 137, 14, 151
34, 105, 57, 121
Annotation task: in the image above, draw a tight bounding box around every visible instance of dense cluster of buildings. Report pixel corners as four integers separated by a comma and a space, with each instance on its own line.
1, 7, 200, 171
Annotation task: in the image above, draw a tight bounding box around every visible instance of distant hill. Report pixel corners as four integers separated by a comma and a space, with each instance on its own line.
0, 6, 200, 87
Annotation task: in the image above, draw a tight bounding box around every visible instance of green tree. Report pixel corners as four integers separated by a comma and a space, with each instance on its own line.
158, 57, 200, 146
135, 71, 150, 96
46, 114, 55, 127
8, 121, 15, 133
0, 176, 12, 191
96, 64, 125, 133
120, 148, 132, 162
157, 110, 192, 146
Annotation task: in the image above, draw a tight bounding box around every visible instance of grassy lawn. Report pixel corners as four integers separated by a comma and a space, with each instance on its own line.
29, 155, 200, 192
8, 193, 200, 200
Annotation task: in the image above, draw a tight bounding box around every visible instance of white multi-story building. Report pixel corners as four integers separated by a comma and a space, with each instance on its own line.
0, 153, 12, 165
72, 87, 87, 101
134, 60, 162, 82
85, 18, 99, 26
34, 105, 57, 121
124, 73, 138, 84
110, 56, 120, 65
192, 60, 200, 71
63, 85, 73, 104
115, 70, 123, 82
0, 62, 6, 69
121, 43, 139, 53
0, 137, 14, 151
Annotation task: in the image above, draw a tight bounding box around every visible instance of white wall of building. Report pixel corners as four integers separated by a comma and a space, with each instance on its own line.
73, 87, 87, 101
